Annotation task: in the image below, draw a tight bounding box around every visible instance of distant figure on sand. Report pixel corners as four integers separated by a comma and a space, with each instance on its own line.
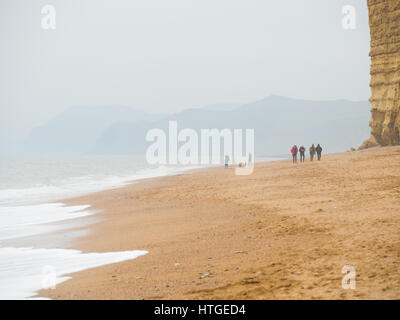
225, 155, 230, 168
299, 145, 305, 162
309, 144, 316, 161
316, 144, 323, 161
291, 145, 298, 163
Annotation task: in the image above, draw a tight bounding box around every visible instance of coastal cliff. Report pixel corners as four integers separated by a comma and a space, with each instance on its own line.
363, 0, 400, 147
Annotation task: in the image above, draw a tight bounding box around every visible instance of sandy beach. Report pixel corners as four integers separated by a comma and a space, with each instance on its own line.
38, 146, 400, 299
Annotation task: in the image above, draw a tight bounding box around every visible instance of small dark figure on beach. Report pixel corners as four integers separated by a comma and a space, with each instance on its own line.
316, 144, 323, 161
291, 145, 298, 163
224, 155, 230, 168
309, 144, 316, 161
299, 145, 306, 162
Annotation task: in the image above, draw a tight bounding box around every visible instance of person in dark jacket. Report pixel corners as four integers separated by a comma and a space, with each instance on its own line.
316, 144, 323, 161
299, 145, 306, 162
309, 144, 316, 161
291, 145, 298, 163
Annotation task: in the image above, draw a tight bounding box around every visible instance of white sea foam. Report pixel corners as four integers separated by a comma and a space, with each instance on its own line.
0, 203, 93, 241
0, 246, 148, 299
0, 199, 148, 299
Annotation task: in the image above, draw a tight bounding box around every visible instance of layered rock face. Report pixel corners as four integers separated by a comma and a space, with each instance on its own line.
367, 0, 400, 146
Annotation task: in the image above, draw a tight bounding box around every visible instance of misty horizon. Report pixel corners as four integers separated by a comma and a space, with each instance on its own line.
15, 95, 370, 157
1, 0, 370, 155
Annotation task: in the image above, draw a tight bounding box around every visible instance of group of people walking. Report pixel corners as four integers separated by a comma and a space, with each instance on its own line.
290, 144, 322, 163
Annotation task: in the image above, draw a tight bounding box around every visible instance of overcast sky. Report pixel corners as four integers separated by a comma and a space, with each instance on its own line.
0, 0, 370, 150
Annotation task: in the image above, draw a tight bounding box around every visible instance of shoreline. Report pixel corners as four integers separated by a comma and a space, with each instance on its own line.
0, 164, 209, 299
37, 147, 400, 299
1, 164, 207, 248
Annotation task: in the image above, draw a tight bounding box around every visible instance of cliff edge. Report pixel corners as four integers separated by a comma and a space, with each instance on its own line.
363, 0, 400, 148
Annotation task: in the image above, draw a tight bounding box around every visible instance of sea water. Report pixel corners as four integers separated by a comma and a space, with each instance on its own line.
0, 156, 200, 299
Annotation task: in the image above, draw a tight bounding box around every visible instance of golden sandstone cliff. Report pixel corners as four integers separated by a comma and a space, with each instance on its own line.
362, 0, 400, 148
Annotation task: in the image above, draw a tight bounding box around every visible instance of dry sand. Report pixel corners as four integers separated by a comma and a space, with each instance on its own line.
38, 146, 400, 299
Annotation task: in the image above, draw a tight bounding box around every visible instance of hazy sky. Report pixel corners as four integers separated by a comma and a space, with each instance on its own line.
1, 0, 370, 149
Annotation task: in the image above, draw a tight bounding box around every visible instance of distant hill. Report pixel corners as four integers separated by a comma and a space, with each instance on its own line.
202, 103, 241, 111
23, 105, 158, 155
94, 96, 371, 156
24, 96, 371, 156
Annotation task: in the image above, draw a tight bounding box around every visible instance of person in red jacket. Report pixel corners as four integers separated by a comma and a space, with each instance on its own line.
291, 145, 298, 163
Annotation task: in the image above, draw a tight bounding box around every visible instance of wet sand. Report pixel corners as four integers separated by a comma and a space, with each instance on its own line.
38, 146, 400, 299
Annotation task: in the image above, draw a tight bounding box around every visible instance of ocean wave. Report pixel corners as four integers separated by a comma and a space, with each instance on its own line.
0, 246, 147, 299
